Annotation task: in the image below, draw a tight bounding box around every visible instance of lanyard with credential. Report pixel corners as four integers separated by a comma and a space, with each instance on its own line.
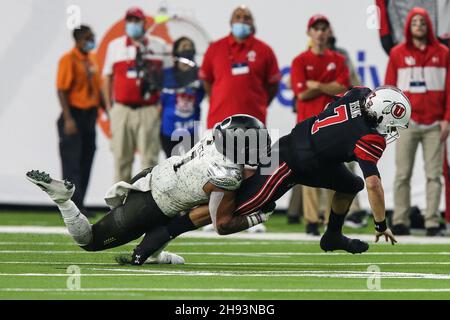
227, 39, 253, 76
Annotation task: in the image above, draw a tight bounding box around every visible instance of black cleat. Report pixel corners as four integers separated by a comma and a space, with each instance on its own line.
320, 232, 369, 254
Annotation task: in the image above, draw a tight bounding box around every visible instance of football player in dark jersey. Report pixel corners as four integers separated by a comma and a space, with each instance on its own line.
132, 85, 411, 264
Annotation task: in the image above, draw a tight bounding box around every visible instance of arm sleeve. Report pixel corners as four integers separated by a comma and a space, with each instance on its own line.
56, 55, 73, 91
384, 50, 397, 86
357, 158, 381, 178
265, 47, 281, 84
290, 56, 306, 96
354, 134, 386, 178
199, 44, 214, 82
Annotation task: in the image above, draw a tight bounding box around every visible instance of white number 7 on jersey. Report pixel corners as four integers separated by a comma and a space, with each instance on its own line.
311, 105, 348, 135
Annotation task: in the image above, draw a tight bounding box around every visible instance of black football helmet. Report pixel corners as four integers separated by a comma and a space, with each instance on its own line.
213, 114, 271, 166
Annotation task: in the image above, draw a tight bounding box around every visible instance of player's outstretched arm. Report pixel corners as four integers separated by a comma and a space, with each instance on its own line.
204, 183, 271, 235
365, 175, 397, 245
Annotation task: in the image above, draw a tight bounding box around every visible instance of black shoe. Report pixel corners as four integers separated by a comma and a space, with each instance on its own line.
320, 232, 369, 254
287, 216, 300, 224
426, 227, 445, 237
391, 224, 410, 235
344, 210, 368, 229
306, 223, 320, 236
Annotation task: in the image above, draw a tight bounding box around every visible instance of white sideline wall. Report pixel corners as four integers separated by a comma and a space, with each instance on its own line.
0, 0, 445, 210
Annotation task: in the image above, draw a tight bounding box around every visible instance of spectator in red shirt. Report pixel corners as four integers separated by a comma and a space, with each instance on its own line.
385, 7, 450, 236
102, 7, 170, 183
199, 5, 280, 129
290, 14, 350, 235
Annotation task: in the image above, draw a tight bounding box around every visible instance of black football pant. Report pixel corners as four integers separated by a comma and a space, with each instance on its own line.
234, 136, 364, 216
57, 107, 97, 210
81, 190, 170, 251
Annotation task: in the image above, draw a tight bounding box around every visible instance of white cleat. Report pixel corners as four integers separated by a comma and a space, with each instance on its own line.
246, 224, 266, 233
145, 251, 185, 264
26, 170, 75, 204
201, 224, 215, 232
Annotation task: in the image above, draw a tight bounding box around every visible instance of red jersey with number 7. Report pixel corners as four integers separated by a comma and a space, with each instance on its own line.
283, 86, 386, 178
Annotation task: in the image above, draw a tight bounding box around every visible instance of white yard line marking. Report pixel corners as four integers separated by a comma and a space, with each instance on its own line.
2, 269, 450, 280
2, 261, 450, 266
0, 241, 313, 246
1, 288, 450, 293
1, 226, 450, 244
1, 250, 450, 256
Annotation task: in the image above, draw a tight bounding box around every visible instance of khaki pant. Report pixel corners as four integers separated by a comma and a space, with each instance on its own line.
110, 103, 161, 183
393, 124, 443, 229
287, 185, 303, 218
302, 186, 334, 224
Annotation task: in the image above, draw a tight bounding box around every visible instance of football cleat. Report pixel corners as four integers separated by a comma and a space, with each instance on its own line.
246, 223, 266, 233
146, 251, 185, 264
320, 232, 369, 254
26, 170, 75, 204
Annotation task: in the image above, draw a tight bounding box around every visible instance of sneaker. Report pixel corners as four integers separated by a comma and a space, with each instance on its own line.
246, 224, 266, 233
391, 224, 410, 236
344, 210, 368, 229
26, 170, 74, 204
306, 222, 320, 236
146, 251, 185, 264
320, 232, 369, 254
426, 227, 445, 237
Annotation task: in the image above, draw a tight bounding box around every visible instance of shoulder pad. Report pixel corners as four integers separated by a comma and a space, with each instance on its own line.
207, 163, 243, 191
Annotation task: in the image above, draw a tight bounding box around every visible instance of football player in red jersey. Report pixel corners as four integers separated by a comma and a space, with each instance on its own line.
124, 85, 411, 265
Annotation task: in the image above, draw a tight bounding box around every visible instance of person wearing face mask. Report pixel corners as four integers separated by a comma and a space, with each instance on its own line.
102, 7, 170, 183
56, 24, 104, 216
160, 37, 205, 158
199, 5, 280, 130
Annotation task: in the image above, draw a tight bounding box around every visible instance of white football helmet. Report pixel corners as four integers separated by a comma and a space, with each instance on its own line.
365, 86, 411, 144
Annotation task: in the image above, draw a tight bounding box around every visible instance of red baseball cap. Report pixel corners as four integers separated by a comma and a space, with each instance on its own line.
125, 7, 145, 20
307, 14, 330, 30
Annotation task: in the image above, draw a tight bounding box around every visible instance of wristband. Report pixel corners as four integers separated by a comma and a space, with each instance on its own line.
374, 219, 387, 233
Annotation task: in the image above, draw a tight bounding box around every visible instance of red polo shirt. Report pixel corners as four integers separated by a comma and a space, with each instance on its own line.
291, 48, 350, 123
199, 34, 280, 128
103, 35, 169, 106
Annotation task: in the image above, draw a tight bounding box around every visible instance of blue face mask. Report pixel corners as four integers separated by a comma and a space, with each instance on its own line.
83, 40, 96, 52
231, 22, 252, 39
126, 22, 144, 39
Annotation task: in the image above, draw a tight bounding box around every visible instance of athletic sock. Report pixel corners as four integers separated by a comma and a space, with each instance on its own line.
166, 214, 197, 238
326, 209, 347, 234
57, 200, 92, 246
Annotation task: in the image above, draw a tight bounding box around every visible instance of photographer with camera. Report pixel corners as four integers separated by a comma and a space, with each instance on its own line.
160, 37, 205, 158
102, 7, 170, 183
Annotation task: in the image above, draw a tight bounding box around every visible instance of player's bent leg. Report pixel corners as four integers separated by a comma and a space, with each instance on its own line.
82, 190, 171, 252
26, 170, 92, 246
320, 191, 369, 254
305, 165, 369, 254
125, 208, 206, 265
